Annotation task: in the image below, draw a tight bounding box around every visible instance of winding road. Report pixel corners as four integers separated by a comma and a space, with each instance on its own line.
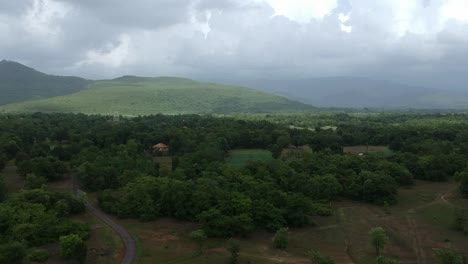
84, 201, 137, 264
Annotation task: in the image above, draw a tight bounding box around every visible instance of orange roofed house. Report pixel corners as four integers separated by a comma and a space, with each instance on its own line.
153, 143, 169, 153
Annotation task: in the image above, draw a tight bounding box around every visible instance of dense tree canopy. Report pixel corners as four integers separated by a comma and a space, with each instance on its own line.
2, 112, 468, 239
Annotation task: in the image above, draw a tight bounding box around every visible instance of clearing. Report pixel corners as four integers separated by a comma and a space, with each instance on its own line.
227, 149, 273, 167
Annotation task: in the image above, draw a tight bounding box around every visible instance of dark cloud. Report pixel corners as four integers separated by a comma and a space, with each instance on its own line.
0, 0, 467, 90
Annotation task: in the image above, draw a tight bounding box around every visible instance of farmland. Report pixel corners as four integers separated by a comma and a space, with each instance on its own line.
227, 149, 273, 167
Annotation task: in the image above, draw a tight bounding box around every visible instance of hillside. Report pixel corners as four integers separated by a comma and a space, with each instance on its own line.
0, 60, 89, 105
1, 76, 314, 115
231, 77, 468, 109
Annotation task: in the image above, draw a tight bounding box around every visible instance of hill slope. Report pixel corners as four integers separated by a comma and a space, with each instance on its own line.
2, 76, 314, 115
232, 77, 468, 109
0, 60, 89, 105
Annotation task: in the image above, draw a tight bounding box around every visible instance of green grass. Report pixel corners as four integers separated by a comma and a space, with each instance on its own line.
227, 149, 273, 167
414, 202, 457, 230
2, 77, 313, 115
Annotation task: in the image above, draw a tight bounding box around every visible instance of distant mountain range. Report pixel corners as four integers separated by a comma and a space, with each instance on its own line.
226, 78, 468, 109
0, 61, 313, 115
0, 60, 89, 105
1, 60, 467, 114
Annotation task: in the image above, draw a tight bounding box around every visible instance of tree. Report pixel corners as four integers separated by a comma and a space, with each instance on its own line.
0, 176, 6, 202
189, 229, 207, 255
0, 242, 27, 263
24, 174, 47, 189
59, 234, 87, 264
309, 250, 335, 264
227, 239, 240, 264
273, 228, 288, 249
455, 169, 468, 198
369, 227, 388, 256
433, 248, 463, 264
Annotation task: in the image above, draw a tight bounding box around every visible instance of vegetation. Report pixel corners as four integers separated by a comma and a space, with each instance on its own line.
273, 228, 288, 249
309, 250, 335, 264
0, 60, 88, 105
59, 234, 87, 263
189, 229, 207, 254
433, 248, 464, 264
2, 112, 468, 263
2, 77, 314, 115
227, 239, 241, 264
375, 256, 401, 264
0, 188, 88, 263
370, 227, 388, 256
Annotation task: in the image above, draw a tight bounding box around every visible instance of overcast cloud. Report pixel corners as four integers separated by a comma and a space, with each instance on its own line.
0, 0, 467, 88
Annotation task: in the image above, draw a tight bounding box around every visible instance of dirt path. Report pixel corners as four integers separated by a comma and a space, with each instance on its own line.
84, 200, 137, 264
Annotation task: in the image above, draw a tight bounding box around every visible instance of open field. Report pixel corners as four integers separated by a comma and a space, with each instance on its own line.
227, 149, 273, 167
106, 180, 468, 264
1, 161, 24, 193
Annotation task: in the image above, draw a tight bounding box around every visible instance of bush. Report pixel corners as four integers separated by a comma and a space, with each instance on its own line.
273, 228, 288, 249
25, 174, 47, 189
28, 248, 49, 262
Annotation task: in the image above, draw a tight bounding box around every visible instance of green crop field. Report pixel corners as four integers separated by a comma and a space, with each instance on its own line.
1, 77, 313, 115
227, 149, 273, 167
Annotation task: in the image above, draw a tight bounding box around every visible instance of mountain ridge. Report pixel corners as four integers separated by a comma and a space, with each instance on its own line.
0, 61, 314, 115
225, 77, 468, 109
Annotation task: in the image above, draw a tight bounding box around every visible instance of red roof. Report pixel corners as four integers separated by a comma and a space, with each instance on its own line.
154, 143, 168, 148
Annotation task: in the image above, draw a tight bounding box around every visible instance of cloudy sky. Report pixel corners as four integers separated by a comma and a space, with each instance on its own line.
0, 0, 467, 88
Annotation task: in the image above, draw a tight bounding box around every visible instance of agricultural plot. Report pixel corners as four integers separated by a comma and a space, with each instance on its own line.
227, 149, 273, 167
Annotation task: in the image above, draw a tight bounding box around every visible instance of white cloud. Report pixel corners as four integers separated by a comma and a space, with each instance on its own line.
261, 0, 338, 23
77, 34, 132, 68
442, 0, 468, 21
23, 0, 69, 36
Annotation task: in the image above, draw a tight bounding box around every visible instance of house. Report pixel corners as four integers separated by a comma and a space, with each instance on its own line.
153, 143, 169, 153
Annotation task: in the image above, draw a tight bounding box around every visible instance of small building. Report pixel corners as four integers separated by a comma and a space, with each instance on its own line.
153, 143, 169, 153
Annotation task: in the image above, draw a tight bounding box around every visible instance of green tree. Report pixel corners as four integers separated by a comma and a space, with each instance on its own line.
433, 248, 463, 264
0, 242, 27, 263
273, 228, 289, 249
189, 229, 207, 255
0, 176, 6, 202
227, 239, 240, 264
27, 248, 49, 262
309, 250, 335, 264
59, 234, 87, 264
455, 169, 468, 198
24, 174, 47, 189
369, 227, 388, 256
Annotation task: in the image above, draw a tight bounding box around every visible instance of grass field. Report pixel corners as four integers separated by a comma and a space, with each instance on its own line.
1, 77, 313, 115
227, 149, 273, 167
1, 161, 24, 193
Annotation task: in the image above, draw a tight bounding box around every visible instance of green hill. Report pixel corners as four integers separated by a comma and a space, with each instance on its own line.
0, 60, 89, 105
1, 76, 314, 115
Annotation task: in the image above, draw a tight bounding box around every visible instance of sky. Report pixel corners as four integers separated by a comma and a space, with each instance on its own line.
0, 0, 467, 88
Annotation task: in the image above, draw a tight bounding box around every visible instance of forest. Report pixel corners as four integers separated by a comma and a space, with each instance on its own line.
1, 112, 468, 263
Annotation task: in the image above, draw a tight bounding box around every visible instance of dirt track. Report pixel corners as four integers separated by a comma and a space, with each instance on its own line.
85, 201, 137, 264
